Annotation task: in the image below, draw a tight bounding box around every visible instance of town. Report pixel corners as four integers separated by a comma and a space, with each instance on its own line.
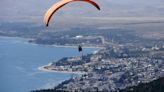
40, 45, 164, 92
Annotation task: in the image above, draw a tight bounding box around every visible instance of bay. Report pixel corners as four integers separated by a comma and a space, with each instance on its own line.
0, 36, 99, 92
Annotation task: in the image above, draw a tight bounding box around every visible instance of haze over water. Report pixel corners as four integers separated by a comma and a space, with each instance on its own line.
0, 37, 99, 92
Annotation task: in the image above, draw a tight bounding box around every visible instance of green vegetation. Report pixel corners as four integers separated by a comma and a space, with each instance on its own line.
119, 77, 164, 92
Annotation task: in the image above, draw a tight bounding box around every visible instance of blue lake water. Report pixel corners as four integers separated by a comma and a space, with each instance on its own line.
0, 36, 99, 92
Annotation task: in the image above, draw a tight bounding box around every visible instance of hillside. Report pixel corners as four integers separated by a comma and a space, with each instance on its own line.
32, 77, 164, 92
119, 77, 164, 92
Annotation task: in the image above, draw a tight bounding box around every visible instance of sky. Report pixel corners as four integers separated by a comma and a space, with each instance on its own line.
1, 0, 164, 22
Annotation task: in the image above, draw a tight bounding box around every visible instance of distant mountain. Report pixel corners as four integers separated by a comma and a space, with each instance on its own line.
1, 0, 164, 22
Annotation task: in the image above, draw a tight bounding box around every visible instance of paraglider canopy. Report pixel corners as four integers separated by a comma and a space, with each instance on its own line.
44, 0, 100, 26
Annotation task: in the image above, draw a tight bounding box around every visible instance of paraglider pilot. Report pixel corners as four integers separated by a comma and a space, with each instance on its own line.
78, 45, 82, 52
78, 45, 83, 58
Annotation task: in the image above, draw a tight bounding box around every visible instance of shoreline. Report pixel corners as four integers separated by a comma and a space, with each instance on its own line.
0, 36, 97, 75
0, 36, 104, 49
30, 42, 104, 49
38, 65, 87, 75
49, 44, 104, 49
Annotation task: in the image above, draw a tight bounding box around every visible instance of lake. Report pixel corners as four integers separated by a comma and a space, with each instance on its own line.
0, 36, 99, 92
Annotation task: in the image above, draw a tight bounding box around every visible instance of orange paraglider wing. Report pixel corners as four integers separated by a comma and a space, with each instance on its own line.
44, 0, 100, 26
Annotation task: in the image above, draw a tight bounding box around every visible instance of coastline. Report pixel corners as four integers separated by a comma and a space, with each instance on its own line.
38, 65, 87, 75
49, 44, 104, 49
0, 36, 104, 49
30, 42, 104, 49
0, 36, 96, 74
